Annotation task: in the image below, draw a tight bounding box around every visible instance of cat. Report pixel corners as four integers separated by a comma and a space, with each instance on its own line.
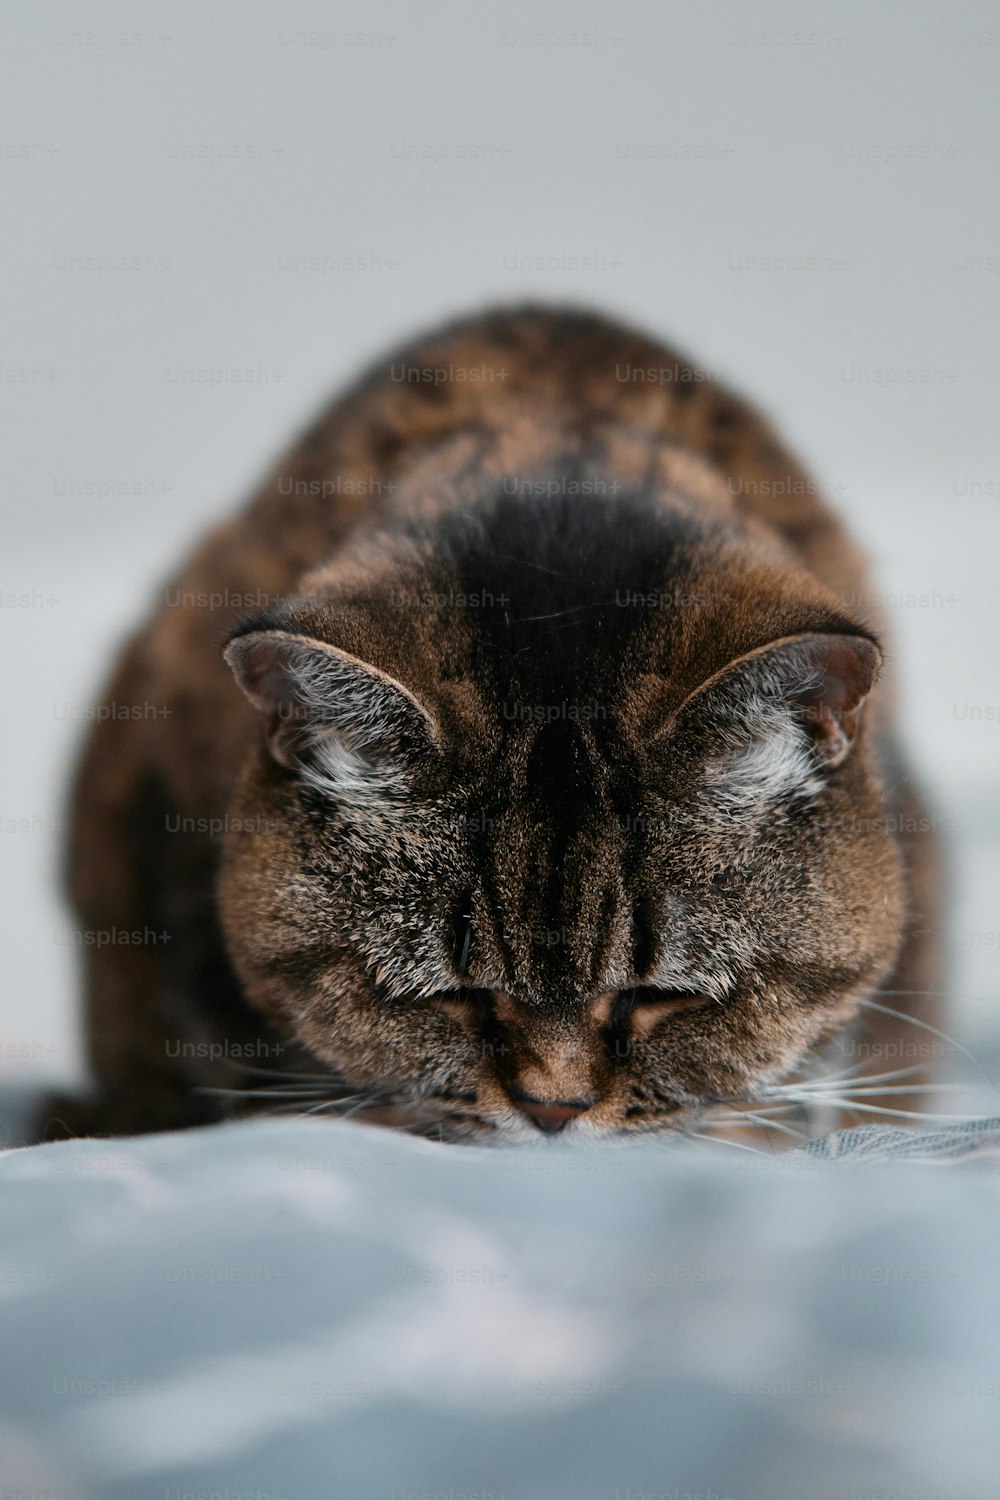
46, 305, 941, 1143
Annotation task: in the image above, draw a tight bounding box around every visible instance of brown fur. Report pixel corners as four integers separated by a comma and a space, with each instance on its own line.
45, 307, 941, 1143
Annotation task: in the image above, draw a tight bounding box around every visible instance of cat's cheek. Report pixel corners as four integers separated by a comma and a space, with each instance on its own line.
612, 1007, 794, 1115
306, 996, 492, 1096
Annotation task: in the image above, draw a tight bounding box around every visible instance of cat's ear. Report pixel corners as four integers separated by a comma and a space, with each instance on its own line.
676, 632, 881, 804
224, 629, 439, 799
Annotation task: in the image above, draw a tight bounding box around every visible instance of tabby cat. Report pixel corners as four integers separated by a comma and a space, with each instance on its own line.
50, 306, 940, 1142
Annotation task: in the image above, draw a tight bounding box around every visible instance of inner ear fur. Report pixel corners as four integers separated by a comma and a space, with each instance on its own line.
675, 631, 882, 769
223, 628, 439, 770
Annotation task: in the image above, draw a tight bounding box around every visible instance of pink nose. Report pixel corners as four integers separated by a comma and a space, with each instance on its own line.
514, 1096, 594, 1134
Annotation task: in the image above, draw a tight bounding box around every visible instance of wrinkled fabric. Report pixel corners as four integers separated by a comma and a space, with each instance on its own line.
803, 1114, 1000, 1161
0, 1114, 999, 1500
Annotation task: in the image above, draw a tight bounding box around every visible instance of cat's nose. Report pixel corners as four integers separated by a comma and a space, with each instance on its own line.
511, 1093, 594, 1134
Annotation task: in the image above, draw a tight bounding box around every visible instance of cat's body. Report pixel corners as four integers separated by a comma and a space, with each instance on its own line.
52, 306, 939, 1142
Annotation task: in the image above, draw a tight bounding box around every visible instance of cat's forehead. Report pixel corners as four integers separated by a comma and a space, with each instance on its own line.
462, 718, 633, 1002
302, 483, 842, 730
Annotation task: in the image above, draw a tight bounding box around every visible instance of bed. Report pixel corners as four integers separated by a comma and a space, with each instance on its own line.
2, 1110, 999, 1499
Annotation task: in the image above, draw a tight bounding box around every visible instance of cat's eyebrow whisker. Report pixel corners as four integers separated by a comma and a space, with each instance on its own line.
488, 552, 568, 578
514, 599, 621, 622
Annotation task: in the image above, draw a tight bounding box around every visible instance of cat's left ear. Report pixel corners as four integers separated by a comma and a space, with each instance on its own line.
224, 628, 439, 793
724, 631, 882, 769
672, 631, 881, 803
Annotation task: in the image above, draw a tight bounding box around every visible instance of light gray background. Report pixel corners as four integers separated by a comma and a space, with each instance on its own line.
2, 0, 998, 1087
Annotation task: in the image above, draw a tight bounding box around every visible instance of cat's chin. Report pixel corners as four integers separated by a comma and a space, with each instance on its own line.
324, 1097, 692, 1146
306, 1096, 570, 1144
342, 1096, 806, 1149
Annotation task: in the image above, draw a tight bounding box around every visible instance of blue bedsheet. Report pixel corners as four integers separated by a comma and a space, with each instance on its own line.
2, 1115, 999, 1499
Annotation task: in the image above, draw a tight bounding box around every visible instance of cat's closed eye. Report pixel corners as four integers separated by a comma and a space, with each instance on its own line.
615, 987, 711, 1037
626, 987, 707, 1013
432, 983, 708, 1024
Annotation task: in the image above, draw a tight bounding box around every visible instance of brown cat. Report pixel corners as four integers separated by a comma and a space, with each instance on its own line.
48, 306, 940, 1142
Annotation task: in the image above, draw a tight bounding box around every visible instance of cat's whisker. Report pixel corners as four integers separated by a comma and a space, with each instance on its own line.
857, 997, 1000, 1093
764, 1094, 976, 1124
294, 1098, 352, 1118
224, 1063, 345, 1083
727, 1103, 804, 1117
802, 1061, 929, 1085
795, 1064, 930, 1090
196, 1084, 331, 1102
787, 1083, 963, 1099
263, 1103, 339, 1119
876, 988, 971, 998
284, 1090, 392, 1120
701, 1110, 809, 1142
764, 1080, 937, 1102
704, 1097, 798, 1117
679, 1129, 771, 1156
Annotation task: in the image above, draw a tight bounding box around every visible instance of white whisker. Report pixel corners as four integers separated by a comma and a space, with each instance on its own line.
196, 1085, 331, 1102
792, 1063, 930, 1090
702, 1110, 809, 1142
679, 1128, 772, 1155
764, 1094, 974, 1123
765, 1077, 958, 1100
859, 997, 1000, 1093
790, 1083, 962, 1099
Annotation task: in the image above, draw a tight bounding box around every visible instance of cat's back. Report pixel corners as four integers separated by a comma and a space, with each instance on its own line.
161, 303, 865, 621
248, 303, 863, 594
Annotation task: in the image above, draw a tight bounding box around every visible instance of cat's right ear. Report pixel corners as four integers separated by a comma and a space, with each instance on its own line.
223, 629, 439, 795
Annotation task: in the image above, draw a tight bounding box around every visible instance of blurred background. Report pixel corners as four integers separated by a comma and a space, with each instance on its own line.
1, 0, 998, 1098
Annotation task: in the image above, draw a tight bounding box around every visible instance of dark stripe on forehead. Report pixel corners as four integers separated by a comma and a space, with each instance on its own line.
523, 719, 597, 820
524, 721, 593, 956
416, 474, 703, 710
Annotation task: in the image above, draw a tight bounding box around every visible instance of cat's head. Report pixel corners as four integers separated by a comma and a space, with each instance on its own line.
218, 488, 905, 1139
